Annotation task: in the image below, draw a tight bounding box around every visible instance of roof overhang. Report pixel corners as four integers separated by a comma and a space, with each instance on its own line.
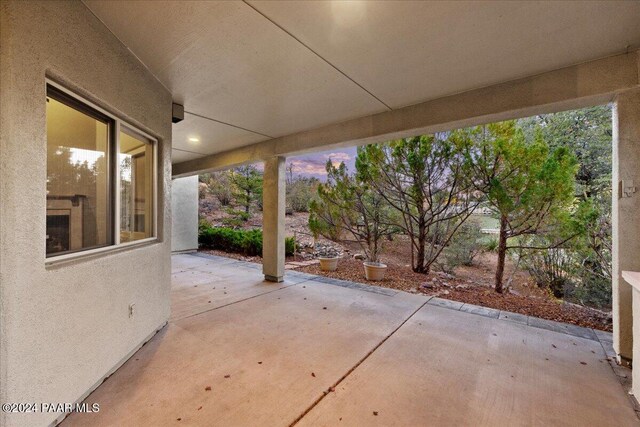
81, 1, 640, 175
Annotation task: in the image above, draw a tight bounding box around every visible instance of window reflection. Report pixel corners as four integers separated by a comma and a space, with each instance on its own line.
119, 129, 154, 242
46, 94, 112, 256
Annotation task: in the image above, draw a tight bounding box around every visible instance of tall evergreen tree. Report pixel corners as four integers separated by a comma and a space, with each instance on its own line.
458, 121, 578, 293
358, 135, 478, 274
519, 106, 612, 305
309, 157, 396, 263
229, 165, 263, 214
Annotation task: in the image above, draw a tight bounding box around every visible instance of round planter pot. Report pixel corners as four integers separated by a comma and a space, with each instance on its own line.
319, 257, 339, 272
363, 262, 387, 281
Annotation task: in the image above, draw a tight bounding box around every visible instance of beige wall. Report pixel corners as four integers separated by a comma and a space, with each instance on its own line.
171, 176, 199, 253
0, 1, 172, 426
613, 88, 640, 363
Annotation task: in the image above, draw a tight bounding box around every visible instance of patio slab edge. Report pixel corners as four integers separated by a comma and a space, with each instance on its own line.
186, 253, 609, 344
428, 297, 604, 343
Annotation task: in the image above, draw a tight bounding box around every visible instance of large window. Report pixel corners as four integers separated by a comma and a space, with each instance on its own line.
46, 82, 156, 258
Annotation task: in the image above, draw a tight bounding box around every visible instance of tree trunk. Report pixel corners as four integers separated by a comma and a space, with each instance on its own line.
494, 216, 508, 293
413, 224, 427, 273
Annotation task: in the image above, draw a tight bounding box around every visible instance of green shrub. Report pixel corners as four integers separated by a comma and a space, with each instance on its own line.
240, 229, 263, 256
198, 223, 296, 258
285, 236, 296, 257
522, 246, 573, 298
222, 208, 250, 228
198, 219, 211, 234
200, 172, 233, 206
484, 237, 499, 252
570, 272, 612, 309
437, 221, 484, 274
287, 178, 318, 212
199, 226, 243, 252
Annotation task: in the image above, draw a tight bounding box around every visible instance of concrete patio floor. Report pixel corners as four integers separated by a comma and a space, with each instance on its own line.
62, 253, 639, 426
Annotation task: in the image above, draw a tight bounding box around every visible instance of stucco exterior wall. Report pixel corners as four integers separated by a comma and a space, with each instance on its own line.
171, 176, 199, 253
613, 87, 640, 363
0, 2, 172, 426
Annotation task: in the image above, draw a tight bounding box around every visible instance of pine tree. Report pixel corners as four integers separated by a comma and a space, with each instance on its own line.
459, 121, 578, 293
229, 165, 263, 215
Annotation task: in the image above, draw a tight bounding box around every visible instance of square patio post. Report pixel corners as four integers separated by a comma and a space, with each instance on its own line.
612, 87, 640, 365
263, 156, 286, 282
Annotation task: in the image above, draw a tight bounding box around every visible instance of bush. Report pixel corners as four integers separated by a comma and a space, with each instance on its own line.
437, 221, 484, 274
199, 223, 296, 257
199, 225, 244, 252
287, 178, 318, 213
200, 172, 233, 206
570, 272, 612, 309
484, 237, 499, 252
522, 245, 573, 298
198, 219, 211, 234
222, 208, 250, 228
240, 229, 262, 256
285, 236, 296, 257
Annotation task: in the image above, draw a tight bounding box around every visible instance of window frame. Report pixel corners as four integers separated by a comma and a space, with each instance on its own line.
46, 84, 116, 256
117, 124, 158, 245
45, 79, 158, 263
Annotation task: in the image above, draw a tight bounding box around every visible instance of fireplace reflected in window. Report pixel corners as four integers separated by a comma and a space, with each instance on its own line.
46, 214, 70, 253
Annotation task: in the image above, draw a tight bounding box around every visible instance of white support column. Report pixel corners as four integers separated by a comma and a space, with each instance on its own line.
171, 176, 199, 253
262, 156, 286, 282
612, 87, 640, 365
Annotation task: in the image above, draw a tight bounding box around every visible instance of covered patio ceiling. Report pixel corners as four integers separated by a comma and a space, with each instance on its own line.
82, 1, 640, 165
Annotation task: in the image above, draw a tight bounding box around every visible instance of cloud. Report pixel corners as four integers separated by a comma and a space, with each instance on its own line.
286, 147, 357, 180
288, 158, 328, 176
323, 152, 351, 163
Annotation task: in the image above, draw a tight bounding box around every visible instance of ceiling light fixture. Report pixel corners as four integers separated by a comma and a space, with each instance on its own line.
188, 137, 200, 142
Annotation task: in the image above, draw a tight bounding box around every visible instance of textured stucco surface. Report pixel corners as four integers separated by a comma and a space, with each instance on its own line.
634, 289, 640, 397
262, 157, 286, 281
613, 87, 640, 363
171, 176, 198, 253
0, 1, 172, 426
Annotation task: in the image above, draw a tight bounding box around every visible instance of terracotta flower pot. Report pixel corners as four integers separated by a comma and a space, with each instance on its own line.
363, 261, 387, 281
319, 257, 339, 271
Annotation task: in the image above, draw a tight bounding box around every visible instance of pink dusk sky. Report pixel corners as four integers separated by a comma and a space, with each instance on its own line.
286, 147, 358, 180
251, 146, 360, 181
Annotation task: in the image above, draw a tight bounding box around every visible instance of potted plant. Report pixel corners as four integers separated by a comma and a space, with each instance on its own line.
363, 259, 387, 281
358, 192, 390, 281
317, 246, 340, 272
309, 155, 396, 281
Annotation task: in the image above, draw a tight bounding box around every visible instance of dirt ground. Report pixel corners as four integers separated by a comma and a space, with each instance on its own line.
199, 202, 612, 332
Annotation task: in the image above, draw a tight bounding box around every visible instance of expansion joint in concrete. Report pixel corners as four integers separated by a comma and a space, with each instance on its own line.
289, 299, 430, 426
177, 280, 311, 322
